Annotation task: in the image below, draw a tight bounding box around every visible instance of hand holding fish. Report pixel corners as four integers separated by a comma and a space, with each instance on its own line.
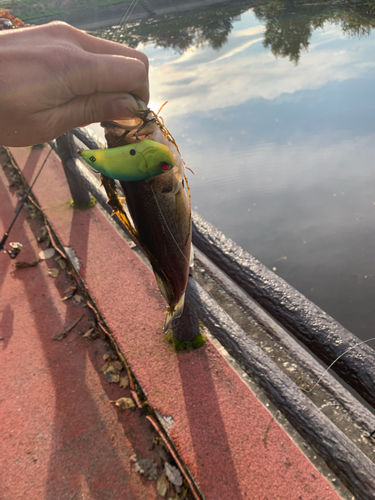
0, 22, 149, 147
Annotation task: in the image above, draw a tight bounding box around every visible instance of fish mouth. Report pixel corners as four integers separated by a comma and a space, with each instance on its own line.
101, 96, 156, 140
100, 118, 141, 130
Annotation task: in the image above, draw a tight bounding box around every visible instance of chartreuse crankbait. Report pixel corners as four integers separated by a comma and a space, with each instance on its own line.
79, 139, 176, 181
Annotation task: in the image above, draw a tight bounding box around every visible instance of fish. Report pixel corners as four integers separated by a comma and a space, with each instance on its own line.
98, 96, 192, 332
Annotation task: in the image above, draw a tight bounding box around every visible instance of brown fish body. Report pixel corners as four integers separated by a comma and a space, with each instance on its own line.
102, 99, 192, 330
120, 171, 191, 309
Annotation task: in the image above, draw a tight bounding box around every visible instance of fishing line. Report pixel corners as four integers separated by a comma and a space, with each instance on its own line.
302, 336, 375, 393
1, 147, 52, 258
110, 0, 139, 41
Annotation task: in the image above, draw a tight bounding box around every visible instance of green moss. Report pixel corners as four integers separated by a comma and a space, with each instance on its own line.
190, 333, 206, 349
70, 197, 96, 210
142, 401, 154, 415
167, 332, 206, 351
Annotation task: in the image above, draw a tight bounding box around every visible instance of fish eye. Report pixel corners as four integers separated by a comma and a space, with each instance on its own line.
129, 149, 136, 156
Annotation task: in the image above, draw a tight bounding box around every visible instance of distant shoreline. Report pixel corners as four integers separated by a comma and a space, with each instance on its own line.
18, 3, 145, 30
21, 0, 234, 30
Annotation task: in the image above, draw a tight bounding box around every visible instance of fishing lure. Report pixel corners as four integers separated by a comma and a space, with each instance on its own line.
79, 139, 176, 181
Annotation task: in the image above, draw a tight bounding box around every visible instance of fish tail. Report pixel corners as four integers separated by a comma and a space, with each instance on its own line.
163, 293, 186, 333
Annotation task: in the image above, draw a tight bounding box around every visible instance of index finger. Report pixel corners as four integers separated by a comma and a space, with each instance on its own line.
50, 22, 149, 71
68, 52, 149, 104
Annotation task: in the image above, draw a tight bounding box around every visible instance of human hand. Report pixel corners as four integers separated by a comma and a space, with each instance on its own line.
0, 22, 149, 146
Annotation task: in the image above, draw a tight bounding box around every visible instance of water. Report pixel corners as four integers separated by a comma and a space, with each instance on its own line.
92, 1, 375, 342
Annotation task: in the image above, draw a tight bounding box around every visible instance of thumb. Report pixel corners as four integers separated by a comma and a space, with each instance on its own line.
57, 92, 141, 131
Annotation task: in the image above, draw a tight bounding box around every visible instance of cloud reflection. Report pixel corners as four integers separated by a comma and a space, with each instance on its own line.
147, 11, 375, 119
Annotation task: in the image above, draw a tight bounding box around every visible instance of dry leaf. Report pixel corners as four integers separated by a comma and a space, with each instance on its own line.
101, 361, 110, 373
179, 486, 188, 499
157, 446, 169, 462
61, 285, 76, 302
39, 248, 55, 260
65, 285, 76, 295
37, 227, 48, 242
112, 360, 123, 371
48, 268, 59, 278
165, 463, 183, 487
115, 397, 135, 411
134, 458, 158, 480
129, 454, 137, 462
82, 327, 95, 338
104, 366, 120, 383
72, 294, 86, 308
157, 475, 169, 497
103, 353, 117, 362
119, 375, 129, 389
15, 261, 38, 268
58, 259, 67, 270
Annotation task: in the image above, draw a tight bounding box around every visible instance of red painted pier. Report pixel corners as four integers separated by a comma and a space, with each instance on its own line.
0, 145, 348, 499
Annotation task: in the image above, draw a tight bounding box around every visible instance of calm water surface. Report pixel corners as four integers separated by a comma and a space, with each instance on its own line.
95, 2, 375, 342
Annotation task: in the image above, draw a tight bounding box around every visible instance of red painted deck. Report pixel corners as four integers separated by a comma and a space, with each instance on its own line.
0, 145, 343, 500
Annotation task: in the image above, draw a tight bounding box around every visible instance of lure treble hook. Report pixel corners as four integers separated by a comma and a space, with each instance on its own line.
0, 237, 22, 259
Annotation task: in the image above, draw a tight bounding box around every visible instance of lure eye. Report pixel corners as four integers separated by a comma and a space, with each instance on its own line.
161, 162, 170, 171
129, 149, 136, 156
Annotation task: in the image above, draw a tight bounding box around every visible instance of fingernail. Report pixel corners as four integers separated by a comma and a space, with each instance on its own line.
111, 99, 135, 119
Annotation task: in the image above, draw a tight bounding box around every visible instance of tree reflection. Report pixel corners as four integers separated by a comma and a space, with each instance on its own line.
254, 2, 313, 64
255, 0, 375, 65
95, 3, 252, 52
94, 0, 375, 63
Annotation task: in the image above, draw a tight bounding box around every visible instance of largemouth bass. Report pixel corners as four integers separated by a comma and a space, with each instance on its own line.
97, 97, 192, 332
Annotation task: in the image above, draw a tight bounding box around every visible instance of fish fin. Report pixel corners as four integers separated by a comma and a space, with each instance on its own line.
163, 293, 185, 333
189, 243, 194, 268
154, 269, 173, 305
101, 175, 138, 240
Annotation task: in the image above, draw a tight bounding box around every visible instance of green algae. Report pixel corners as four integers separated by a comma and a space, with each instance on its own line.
166, 331, 206, 352
70, 197, 97, 210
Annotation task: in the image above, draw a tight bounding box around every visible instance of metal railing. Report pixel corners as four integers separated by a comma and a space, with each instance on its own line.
52, 128, 375, 500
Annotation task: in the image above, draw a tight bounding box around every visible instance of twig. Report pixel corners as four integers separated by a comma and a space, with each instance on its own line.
262, 416, 274, 445
53, 314, 84, 341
